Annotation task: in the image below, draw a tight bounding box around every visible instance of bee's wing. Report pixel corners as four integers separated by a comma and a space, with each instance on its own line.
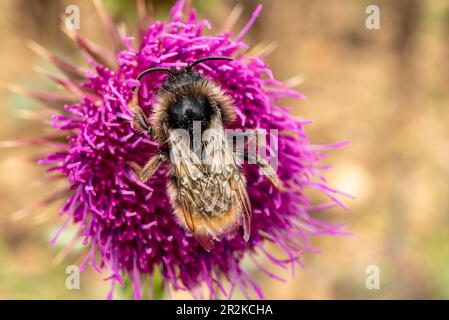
208, 111, 252, 242
170, 143, 201, 232
179, 193, 195, 232
219, 125, 252, 241
233, 176, 252, 241
170, 130, 205, 181
179, 187, 216, 252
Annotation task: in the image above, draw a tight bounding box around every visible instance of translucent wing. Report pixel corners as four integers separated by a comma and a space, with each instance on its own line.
232, 175, 252, 241
178, 192, 195, 232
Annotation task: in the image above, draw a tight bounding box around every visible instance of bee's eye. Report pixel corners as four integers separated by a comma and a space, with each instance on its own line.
169, 94, 211, 129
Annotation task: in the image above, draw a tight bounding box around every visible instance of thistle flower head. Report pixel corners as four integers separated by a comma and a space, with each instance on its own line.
21, 0, 348, 299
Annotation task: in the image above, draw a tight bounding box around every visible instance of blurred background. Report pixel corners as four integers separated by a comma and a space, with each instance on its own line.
0, 0, 448, 299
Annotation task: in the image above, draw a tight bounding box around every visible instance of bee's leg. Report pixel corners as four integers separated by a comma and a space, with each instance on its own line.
231, 129, 285, 191
227, 129, 261, 140
229, 129, 258, 164
129, 161, 143, 178
131, 151, 168, 182
255, 156, 286, 192
132, 105, 153, 136
242, 152, 286, 192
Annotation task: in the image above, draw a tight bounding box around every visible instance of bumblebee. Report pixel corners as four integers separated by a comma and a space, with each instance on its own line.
131, 57, 284, 251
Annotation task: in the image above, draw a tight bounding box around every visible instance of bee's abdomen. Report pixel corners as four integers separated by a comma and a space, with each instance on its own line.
182, 172, 237, 216
167, 170, 244, 241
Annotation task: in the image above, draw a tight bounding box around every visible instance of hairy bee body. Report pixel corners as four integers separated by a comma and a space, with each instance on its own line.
131, 57, 282, 251
166, 110, 250, 251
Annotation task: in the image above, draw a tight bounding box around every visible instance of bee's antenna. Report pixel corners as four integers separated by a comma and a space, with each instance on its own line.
189, 56, 233, 68
133, 67, 172, 91
136, 67, 172, 82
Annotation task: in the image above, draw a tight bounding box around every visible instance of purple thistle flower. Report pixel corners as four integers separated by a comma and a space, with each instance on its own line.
18, 0, 349, 299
